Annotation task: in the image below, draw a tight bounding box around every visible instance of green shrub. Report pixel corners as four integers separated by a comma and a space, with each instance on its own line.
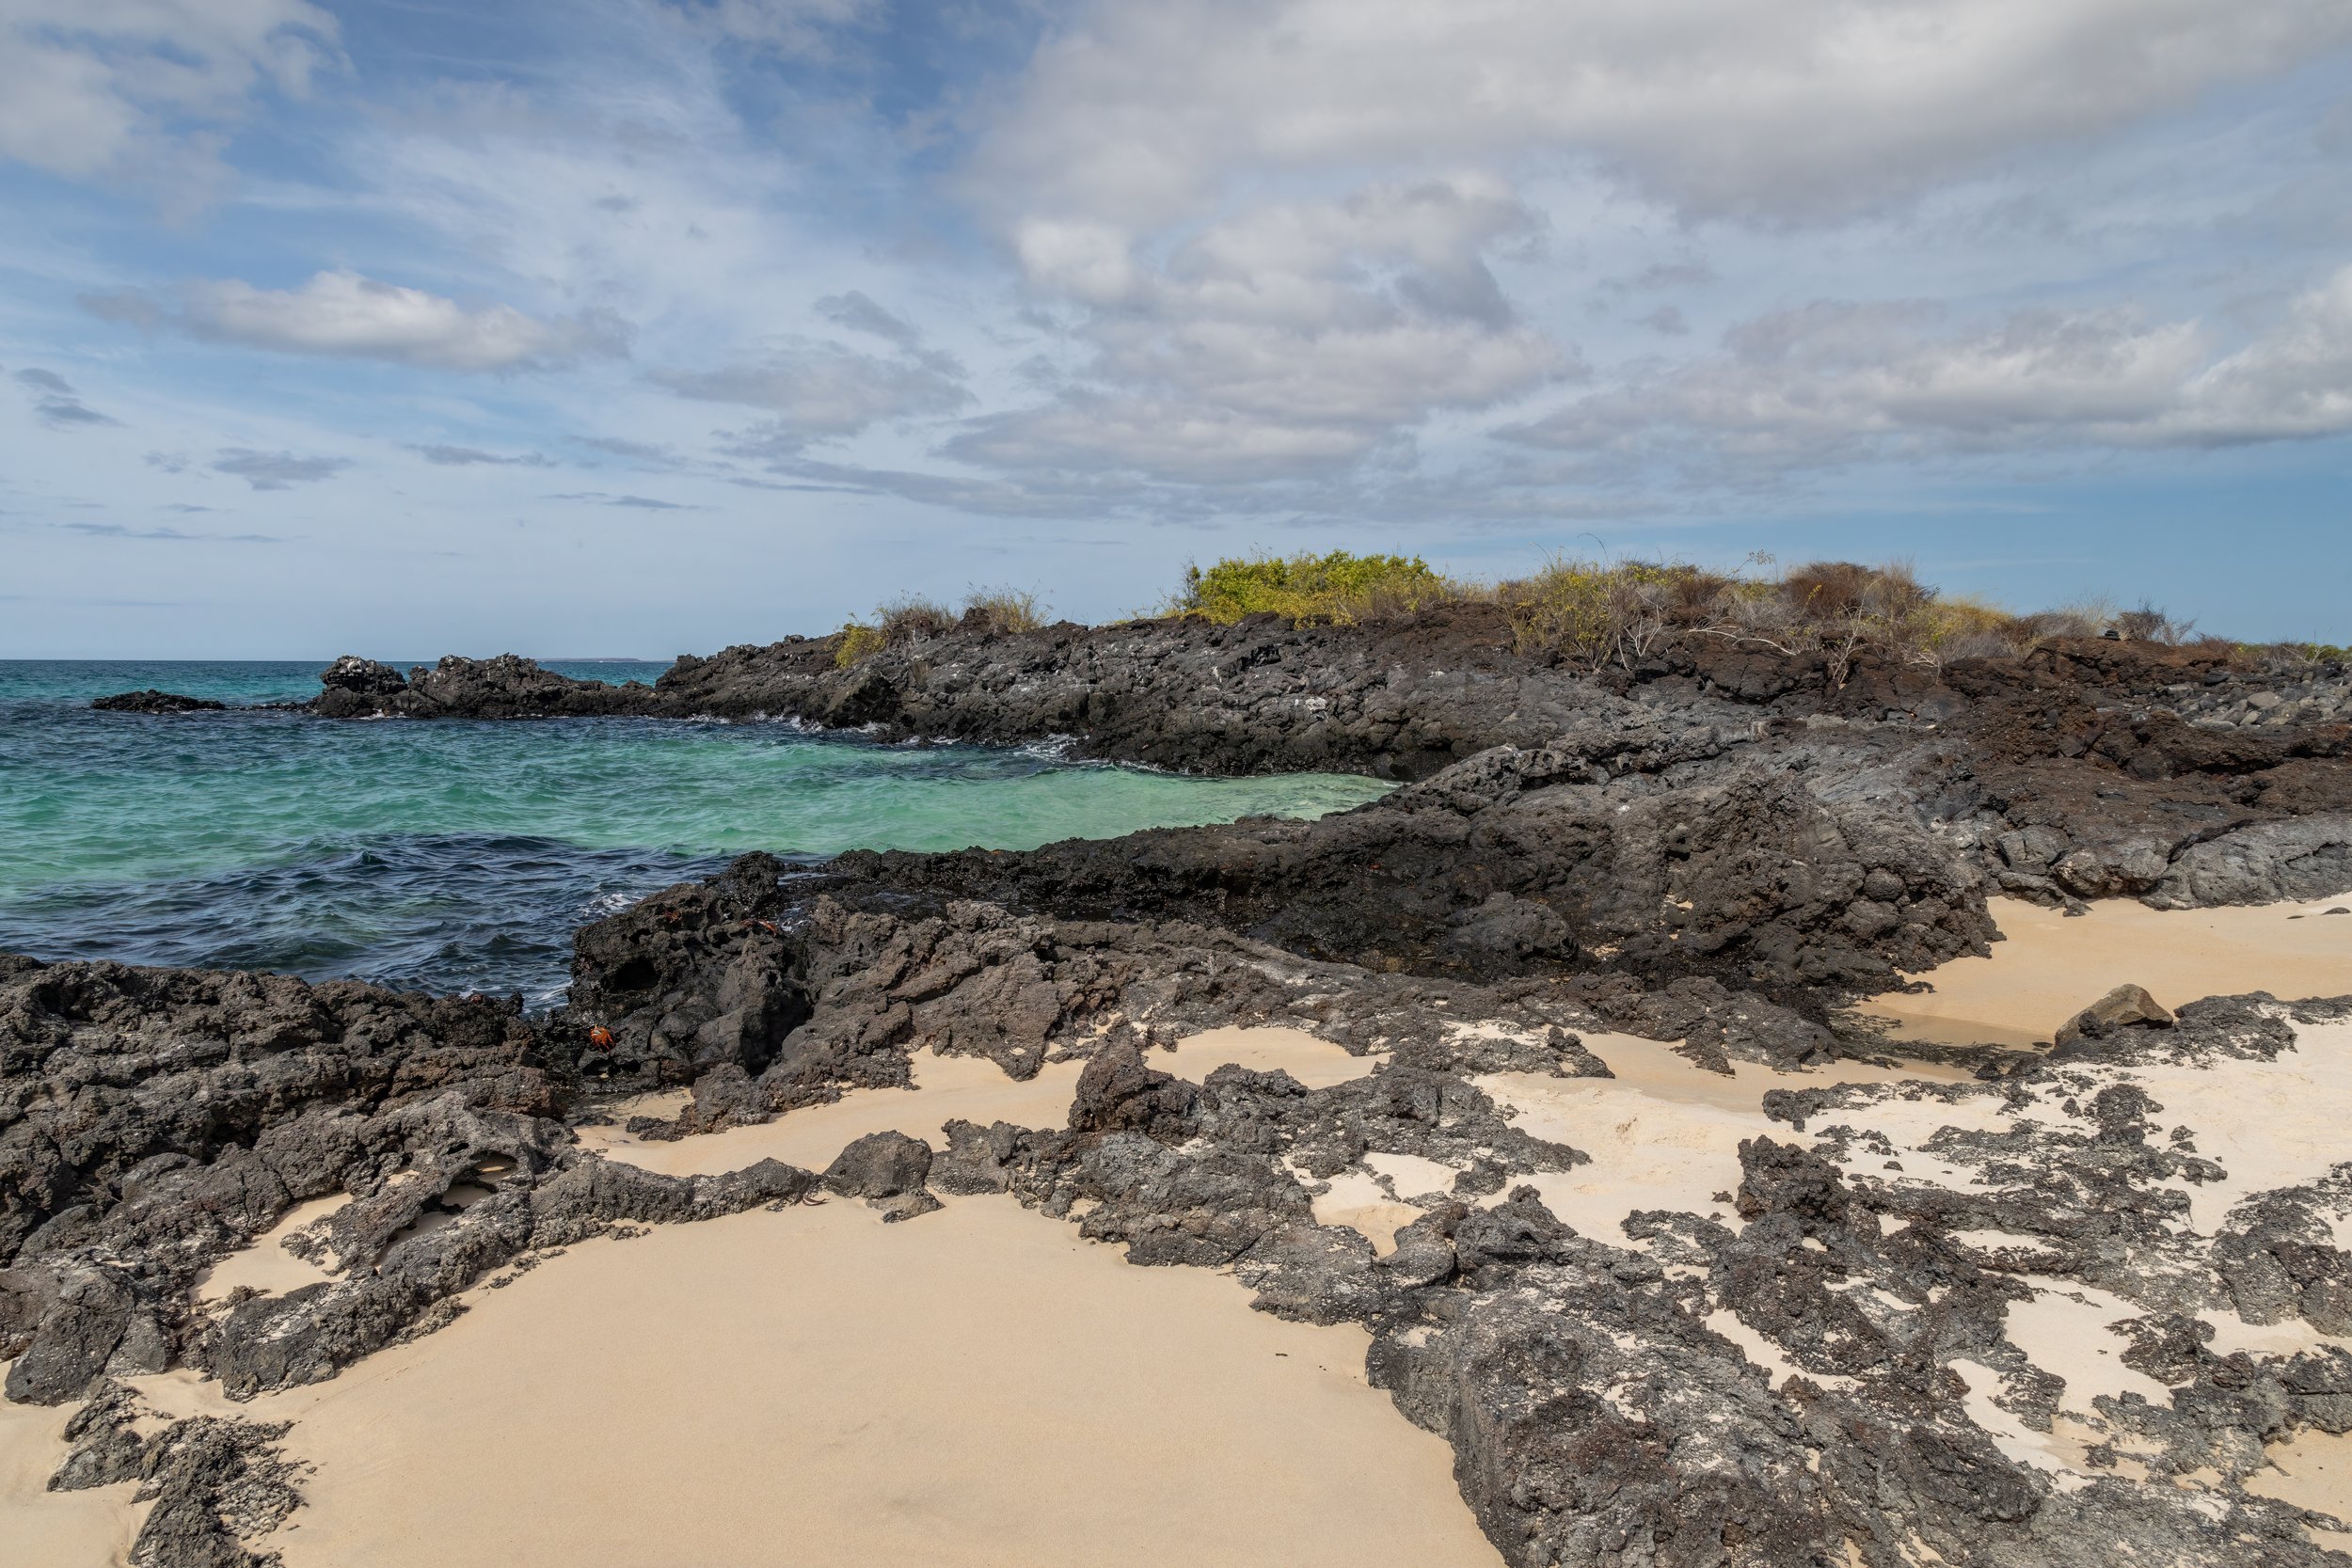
1173, 551, 1457, 626
833, 622, 887, 668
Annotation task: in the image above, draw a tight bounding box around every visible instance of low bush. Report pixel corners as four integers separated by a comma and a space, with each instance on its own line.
1173, 551, 1461, 625
1167, 549, 2193, 687
834, 586, 1050, 667
961, 585, 1048, 635
833, 622, 888, 669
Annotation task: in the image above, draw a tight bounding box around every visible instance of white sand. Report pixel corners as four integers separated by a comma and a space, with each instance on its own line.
23, 942, 2352, 1565
2002, 1278, 2173, 1413
1860, 894, 2352, 1048
131, 1196, 1501, 1568
1477, 1030, 1974, 1243
2249, 1427, 2352, 1546
1155, 1024, 1378, 1088
573, 1049, 1089, 1177
193, 1193, 351, 1303
2122, 1019, 2352, 1232
577, 1025, 1375, 1180
0, 1388, 145, 1568
5, 1024, 1486, 1568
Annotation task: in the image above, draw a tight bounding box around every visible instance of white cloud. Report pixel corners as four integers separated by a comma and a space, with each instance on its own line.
1508, 265, 2352, 472
956, 175, 1573, 484
0, 0, 340, 183
657, 341, 971, 452
84, 270, 630, 372
967, 0, 2352, 230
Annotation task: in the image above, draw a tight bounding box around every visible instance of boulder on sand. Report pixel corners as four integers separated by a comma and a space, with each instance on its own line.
2053, 983, 2174, 1048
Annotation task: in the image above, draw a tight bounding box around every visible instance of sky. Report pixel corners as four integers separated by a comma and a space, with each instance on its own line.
2, 0, 2349, 657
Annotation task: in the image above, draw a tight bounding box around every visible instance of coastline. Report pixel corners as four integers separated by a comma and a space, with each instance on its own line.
8, 614, 2352, 1568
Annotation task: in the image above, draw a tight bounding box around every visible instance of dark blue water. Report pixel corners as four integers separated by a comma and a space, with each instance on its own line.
0, 661, 1389, 1005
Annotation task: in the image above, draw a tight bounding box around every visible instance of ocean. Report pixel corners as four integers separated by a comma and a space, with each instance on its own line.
0, 660, 1389, 1006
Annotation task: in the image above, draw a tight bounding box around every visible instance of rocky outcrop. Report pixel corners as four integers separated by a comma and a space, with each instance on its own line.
312, 654, 654, 720
2146, 815, 2352, 908
0, 951, 818, 1413
300, 619, 2352, 931
49, 1379, 301, 1568
89, 690, 227, 715
845, 739, 1996, 992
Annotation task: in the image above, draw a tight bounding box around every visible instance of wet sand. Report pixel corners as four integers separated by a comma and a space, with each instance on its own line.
1859, 894, 2352, 1048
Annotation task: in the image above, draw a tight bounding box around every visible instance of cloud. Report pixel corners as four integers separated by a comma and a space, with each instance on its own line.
0, 0, 340, 185
571, 436, 677, 466
952, 175, 1572, 484
84, 270, 629, 372
1603, 261, 1719, 295
214, 448, 350, 490
1506, 265, 2352, 475
658, 341, 970, 452
60, 521, 285, 543
13, 367, 119, 428
407, 444, 556, 467
967, 0, 2352, 230
815, 291, 923, 349
548, 491, 699, 510
659, 0, 876, 55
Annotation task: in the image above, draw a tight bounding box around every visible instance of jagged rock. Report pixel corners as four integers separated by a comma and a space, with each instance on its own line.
931, 1118, 1021, 1196
313, 654, 651, 721
2147, 816, 2352, 908
89, 690, 227, 714
821, 1131, 933, 1202
2054, 984, 2176, 1048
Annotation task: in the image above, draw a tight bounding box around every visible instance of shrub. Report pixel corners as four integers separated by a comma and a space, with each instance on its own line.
1495, 558, 1724, 671
833, 622, 887, 668
876, 594, 958, 641
1174, 551, 1459, 625
834, 593, 962, 668
961, 585, 1048, 635
2111, 600, 2195, 644
1483, 555, 2106, 683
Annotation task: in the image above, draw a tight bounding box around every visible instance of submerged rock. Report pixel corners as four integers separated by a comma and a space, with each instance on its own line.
89, 690, 226, 714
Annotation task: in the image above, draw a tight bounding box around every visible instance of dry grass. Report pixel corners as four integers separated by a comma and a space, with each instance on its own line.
835, 586, 1051, 666
961, 585, 1049, 635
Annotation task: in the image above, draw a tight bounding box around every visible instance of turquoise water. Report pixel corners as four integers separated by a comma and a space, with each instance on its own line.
0, 661, 1389, 1003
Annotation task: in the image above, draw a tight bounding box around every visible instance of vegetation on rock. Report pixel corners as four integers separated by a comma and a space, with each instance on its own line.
835, 585, 1049, 667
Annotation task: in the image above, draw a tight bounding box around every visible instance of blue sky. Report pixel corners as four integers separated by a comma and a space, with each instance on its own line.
4, 0, 2350, 657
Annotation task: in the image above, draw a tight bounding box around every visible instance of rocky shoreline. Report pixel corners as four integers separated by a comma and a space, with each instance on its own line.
25, 611, 2352, 1566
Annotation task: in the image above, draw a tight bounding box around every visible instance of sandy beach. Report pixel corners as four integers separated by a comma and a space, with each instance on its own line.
8, 896, 2351, 1564
6, 1027, 1500, 1568
1859, 893, 2352, 1048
